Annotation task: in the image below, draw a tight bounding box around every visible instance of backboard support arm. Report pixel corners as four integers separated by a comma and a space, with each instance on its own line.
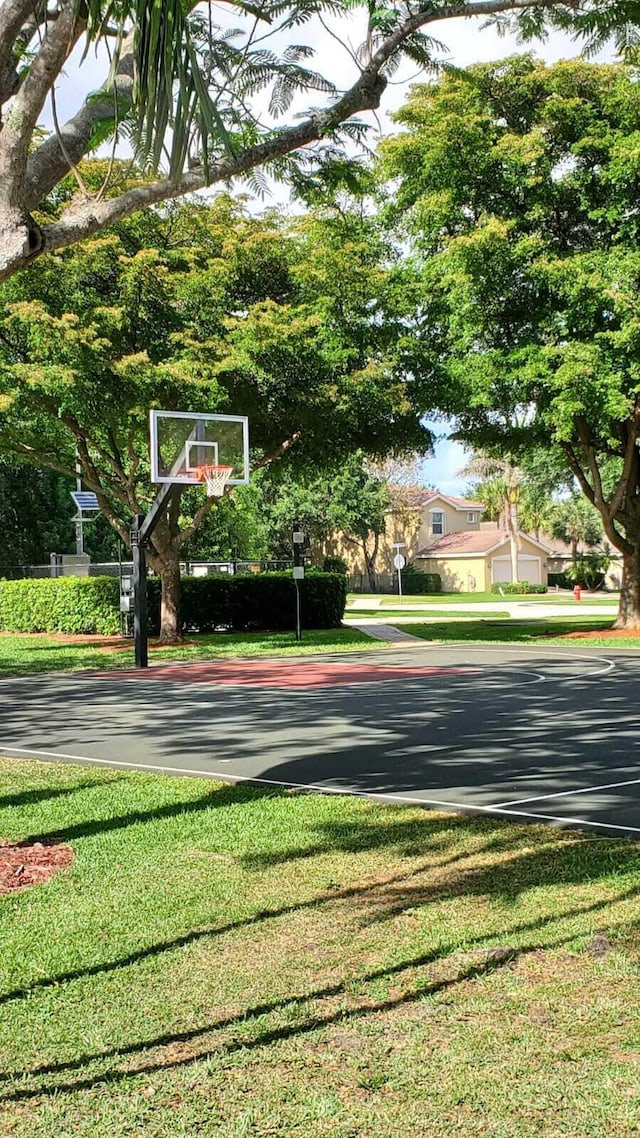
131, 483, 183, 669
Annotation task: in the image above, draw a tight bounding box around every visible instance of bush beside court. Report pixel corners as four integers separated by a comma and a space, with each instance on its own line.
400, 565, 442, 595
147, 570, 347, 633
0, 577, 121, 635
0, 571, 347, 637
490, 582, 548, 595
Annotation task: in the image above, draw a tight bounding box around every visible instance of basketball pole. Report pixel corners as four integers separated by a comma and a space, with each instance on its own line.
131, 484, 182, 669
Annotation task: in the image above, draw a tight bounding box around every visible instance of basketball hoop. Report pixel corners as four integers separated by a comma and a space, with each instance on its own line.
197, 464, 233, 498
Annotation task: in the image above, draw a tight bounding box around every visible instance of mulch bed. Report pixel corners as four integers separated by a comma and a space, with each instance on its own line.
0, 840, 74, 894
554, 627, 640, 641
0, 631, 197, 651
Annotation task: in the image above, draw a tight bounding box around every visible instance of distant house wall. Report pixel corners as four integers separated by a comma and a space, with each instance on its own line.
319, 492, 485, 582
415, 498, 482, 548
320, 508, 424, 576
490, 535, 549, 586
420, 535, 549, 592
419, 556, 490, 593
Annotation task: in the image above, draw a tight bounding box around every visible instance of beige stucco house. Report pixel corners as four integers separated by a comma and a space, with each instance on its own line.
323, 488, 553, 591
417, 527, 551, 591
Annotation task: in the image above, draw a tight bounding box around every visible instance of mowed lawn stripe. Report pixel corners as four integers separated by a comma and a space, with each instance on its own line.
1, 759, 640, 1136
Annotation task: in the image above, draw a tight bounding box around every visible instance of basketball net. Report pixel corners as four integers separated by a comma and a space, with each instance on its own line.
197, 465, 233, 498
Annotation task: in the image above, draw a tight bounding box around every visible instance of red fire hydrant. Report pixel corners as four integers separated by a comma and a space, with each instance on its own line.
573, 584, 582, 602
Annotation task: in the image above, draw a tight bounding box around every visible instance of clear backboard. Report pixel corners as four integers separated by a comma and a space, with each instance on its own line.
150, 410, 249, 486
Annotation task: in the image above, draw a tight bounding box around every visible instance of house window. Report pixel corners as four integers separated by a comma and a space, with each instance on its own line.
467, 511, 477, 523
431, 510, 444, 535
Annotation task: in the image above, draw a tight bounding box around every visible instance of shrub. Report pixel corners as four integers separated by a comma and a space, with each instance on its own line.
322, 556, 349, 575
147, 571, 347, 634
0, 576, 120, 634
400, 563, 442, 595
0, 571, 347, 637
490, 581, 548, 595
548, 572, 572, 590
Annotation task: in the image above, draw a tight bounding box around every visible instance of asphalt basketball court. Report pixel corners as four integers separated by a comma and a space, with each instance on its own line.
2, 641, 640, 837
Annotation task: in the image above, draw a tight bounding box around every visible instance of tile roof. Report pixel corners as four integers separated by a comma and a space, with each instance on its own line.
422, 491, 486, 512
417, 530, 552, 557
541, 535, 603, 557
387, 488, 486, 512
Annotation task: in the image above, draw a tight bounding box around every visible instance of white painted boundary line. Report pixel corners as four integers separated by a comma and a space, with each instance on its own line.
2, 743, 640, 836
494, 774, 640, 808
455, 646, 617, 681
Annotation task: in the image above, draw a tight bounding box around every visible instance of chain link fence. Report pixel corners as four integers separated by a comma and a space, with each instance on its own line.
0, 559, 295, 580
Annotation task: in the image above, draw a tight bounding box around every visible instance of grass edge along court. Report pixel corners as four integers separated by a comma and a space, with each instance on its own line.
0, 615, 638, 678
2, 758, 640, 1137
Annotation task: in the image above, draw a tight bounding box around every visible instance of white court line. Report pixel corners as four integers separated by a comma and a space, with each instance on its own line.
2, 743, 640, 836
455, 646, 617, 681
494, 774, 640, 809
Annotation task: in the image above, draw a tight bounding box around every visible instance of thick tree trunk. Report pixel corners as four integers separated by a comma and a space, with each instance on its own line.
363, 533, 380, 592
0, 204, 40, 279
613, 551, 640, 630
365, 553, 377, 592
158, 556, 183, 643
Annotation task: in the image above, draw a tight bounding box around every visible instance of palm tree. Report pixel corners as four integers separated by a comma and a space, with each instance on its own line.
551, 497, 604, 566
459, 453, 522, 583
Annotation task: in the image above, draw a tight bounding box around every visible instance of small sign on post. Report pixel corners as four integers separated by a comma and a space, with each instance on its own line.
393, 542, 406, 599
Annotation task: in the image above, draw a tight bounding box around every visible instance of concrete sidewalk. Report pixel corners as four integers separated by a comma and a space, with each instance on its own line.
346, 621, 429, 642
346, 598, 618, 621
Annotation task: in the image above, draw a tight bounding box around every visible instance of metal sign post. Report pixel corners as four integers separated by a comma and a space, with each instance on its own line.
292, 525, 305, 642
393, 542, 406, 599
130, 516, 148, 669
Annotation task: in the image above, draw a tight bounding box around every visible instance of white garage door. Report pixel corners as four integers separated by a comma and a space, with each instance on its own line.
491, 556, 541, 585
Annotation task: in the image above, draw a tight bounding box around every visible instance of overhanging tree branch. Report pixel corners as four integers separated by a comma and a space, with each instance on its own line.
0, 0, 37, 81
0, 0, 83, 198
25, 41, 135, 209
0, 0, 578, 282
251, 432, 302, 470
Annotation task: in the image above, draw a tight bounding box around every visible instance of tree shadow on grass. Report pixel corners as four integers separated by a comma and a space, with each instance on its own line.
0, 855, 440, 1009
0, 913, 628, 1105
240, 811, 640, 903
241, 811, 568, 870
2, 810, 638, 1012
0, 940, 560, 1103
0, 776, 123, 812
2, 827, 640, 1099
19, 780, 279, 846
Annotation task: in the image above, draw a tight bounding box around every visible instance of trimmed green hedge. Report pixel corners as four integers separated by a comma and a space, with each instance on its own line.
0, 571, 347, 636
147, 571, 347, 634
0, 576, 120, 635
490, 581, 548, 595
401, 564, 442, 595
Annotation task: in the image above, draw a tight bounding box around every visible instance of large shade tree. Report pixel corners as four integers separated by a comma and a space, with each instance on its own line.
382, 57, 640, 627
0, 193, 430, 637
0, 0, 636, 283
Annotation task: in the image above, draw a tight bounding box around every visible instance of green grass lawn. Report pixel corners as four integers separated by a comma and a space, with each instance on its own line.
0, 628, 375, 678
349, 592, 619, 606
2, 759, 640, 1137
403, 617, 640, 648
344, 608, 511, 620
